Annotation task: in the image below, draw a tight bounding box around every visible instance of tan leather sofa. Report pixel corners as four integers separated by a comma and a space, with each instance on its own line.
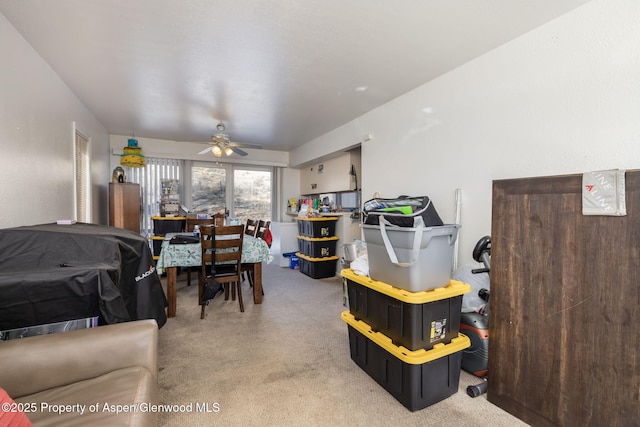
0, 319, 159, 426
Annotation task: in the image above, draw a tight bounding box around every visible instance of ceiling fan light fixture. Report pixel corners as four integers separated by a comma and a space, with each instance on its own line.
197, 122, 262, 157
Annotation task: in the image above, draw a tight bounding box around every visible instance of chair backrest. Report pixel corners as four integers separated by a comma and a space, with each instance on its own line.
200, 225, 245, 279
245, 219, 258, 236
185, 218, 213, 232
256, 220, 271, 240
213, 213, 225, 226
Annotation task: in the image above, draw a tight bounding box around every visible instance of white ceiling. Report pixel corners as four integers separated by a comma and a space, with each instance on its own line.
0, 0, 591, 152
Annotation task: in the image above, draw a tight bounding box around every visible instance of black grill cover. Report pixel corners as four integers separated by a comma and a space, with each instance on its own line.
0, 223, 167, 330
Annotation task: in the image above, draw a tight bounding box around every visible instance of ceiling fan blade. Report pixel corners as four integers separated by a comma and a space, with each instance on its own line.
229, 146, 248, 157
198, 146, 212, 155
229, 142, 262, 150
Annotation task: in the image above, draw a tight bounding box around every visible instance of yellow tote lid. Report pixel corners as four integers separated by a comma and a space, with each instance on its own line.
341, 268, 470, 303
296, 252, 339, 262
296, 235, 339, 242
341, 311, 470, 364
296, 217, 338, 221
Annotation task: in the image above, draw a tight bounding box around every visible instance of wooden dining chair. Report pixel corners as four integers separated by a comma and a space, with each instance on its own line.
245, 219, 258, 237
185, 217, 213, 232
185, 218, 214, 287
241, 219, 259, 286
199, 224, 245, 318
255, 220, 270, 240
213, 212, 225, 226
242, 220, 271, 295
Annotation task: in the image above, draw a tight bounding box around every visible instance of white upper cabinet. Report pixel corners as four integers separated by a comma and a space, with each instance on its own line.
300, 150, 361, 195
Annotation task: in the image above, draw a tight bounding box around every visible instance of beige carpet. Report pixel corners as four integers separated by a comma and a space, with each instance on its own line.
157, 263, 529, 427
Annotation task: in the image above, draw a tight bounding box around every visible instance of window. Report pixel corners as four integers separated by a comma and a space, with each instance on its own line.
191, 164, 226, 214
74, 128, 90, 222
233, 168, 272, 223
126, 158, 273, 235
189, 163, 273, 222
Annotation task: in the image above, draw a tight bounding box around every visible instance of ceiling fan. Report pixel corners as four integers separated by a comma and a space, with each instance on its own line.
197, 122, 262, 157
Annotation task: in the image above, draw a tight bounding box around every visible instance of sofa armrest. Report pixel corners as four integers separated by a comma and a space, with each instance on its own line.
0, 319, 158, 399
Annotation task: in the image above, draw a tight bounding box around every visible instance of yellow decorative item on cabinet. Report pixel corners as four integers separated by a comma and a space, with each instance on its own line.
120, 137, 145, 167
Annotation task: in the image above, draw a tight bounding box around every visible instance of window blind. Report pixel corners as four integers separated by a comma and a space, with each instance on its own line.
126, 157, 182, 235
75, 132, 89, 222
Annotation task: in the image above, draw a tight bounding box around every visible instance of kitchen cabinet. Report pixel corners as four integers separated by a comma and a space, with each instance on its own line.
300, 150, 361, 195
109, 182, 141, 233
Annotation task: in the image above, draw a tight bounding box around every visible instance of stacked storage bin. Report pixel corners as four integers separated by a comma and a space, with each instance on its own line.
341, 222, 470, 411
295, 217, 339, 278
150, 216, 186, 260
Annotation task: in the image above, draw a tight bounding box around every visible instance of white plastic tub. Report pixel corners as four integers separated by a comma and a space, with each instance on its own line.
361, 223, 460, 292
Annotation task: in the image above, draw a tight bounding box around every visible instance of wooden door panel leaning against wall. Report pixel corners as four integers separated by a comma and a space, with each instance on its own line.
489, 171, 639, 427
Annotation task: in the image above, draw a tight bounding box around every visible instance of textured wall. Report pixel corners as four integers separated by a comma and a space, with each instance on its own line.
0, 13, 110, 228
291, 0, 640, 265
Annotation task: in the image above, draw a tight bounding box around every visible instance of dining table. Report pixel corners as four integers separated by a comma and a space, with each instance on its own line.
156, 232, 274, 317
